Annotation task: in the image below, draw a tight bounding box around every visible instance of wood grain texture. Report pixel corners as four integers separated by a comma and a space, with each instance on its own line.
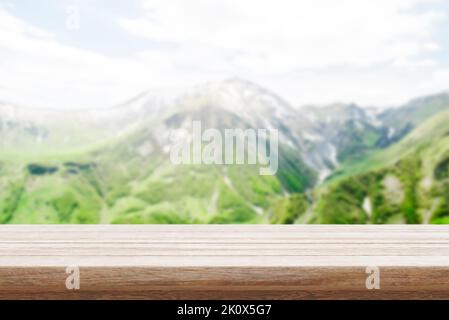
1, 225, 449, 299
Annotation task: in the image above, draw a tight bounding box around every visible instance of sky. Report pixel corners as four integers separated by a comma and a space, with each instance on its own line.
0, 0, 449, 109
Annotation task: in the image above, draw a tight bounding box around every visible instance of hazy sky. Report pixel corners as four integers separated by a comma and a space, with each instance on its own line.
0, 0, 449, 109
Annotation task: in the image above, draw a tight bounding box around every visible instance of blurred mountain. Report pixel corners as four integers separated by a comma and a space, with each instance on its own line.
315, 109, 449, 224
0, 78, 448, 224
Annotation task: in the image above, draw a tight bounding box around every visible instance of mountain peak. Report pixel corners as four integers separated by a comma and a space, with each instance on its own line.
173, 77, 297, 122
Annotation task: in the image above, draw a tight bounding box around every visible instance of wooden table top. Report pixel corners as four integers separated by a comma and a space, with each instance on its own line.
1, 225, 449, 299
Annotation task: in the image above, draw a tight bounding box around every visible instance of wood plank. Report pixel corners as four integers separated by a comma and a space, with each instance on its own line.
1, 225, 449, 299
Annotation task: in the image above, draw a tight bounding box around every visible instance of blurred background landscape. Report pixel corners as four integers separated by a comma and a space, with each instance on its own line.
1, 0, 449, 224
2, 78, 449, 224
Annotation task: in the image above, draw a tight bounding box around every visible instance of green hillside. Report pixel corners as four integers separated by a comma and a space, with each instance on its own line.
1, 82, 448, 225
379, 93, 449, 143
315, 110, 449, 224
0, 121, 314, 224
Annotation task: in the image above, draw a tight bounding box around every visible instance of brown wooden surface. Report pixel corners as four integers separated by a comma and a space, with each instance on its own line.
1, 225, 449, 299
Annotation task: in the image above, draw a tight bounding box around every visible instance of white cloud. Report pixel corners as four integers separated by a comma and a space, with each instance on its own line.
0, 7, 209, 109
118, 0, 444, 73
260, 66, 449, 107
115, 0, 449, 106
0, 1, 447, 109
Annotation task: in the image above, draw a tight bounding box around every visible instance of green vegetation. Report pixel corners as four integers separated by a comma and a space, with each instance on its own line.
270, 193, 309, 224
317, 110, 449, 224
276, 146, 316, 192
1, 93, 449, 225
